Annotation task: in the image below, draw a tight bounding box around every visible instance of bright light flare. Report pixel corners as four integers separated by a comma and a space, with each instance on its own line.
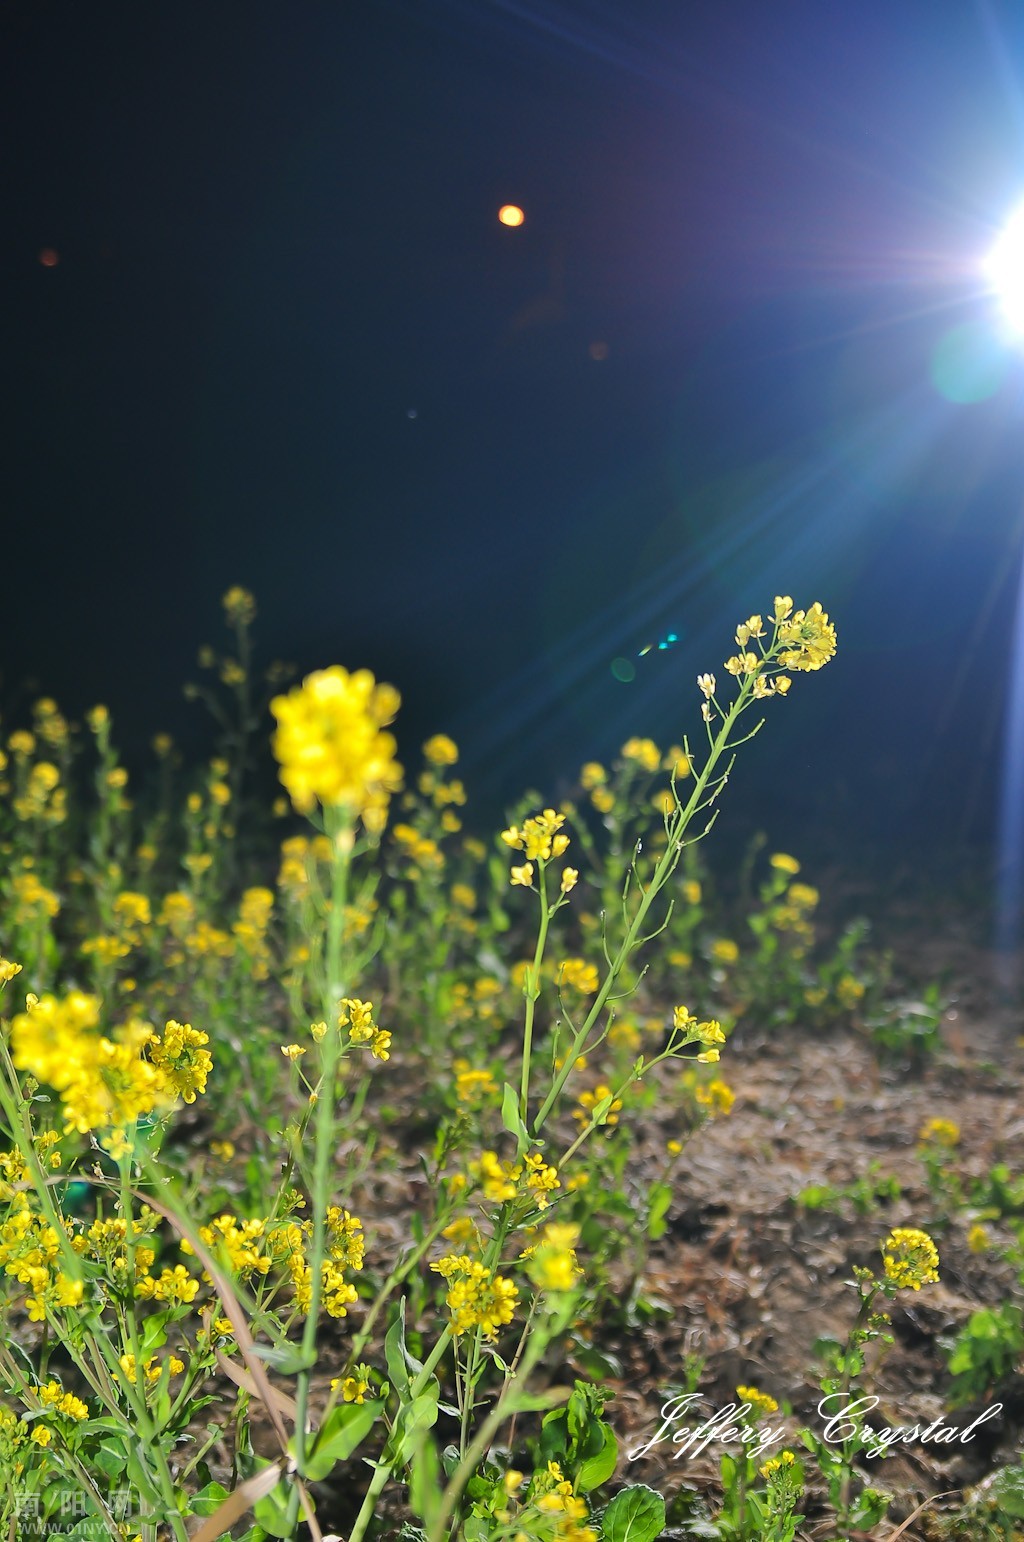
498, 204, 525, 227
985, 200, 1024, 335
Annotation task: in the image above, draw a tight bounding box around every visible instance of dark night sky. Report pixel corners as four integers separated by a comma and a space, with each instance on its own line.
4, 0, 1024, 872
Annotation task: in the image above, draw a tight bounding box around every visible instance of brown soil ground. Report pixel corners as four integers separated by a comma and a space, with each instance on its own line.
244, 897, 1024, 1541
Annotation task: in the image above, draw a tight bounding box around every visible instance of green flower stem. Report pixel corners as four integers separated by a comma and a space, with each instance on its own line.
0, 1040, 84, 1282
347, 1325, 454, 1542
533, 676, 758, 1138
519, 863, 551, 1130
0, 1342, 119, 1538
428, 1329, 565, 1542
103, 1155, 191, 1542
836, 1283, 878, 1523
291, 806, 351, 1488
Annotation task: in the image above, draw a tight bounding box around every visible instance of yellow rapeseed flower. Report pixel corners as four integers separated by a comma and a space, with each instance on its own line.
736, 1385, 779, 1418
38, 1381, 89, 1421
777, 602, 837, 672
432, 1254, 518, 1338
523, 1222, 582, 1292
696, 1078, 735, 1116
882, 1228, 940, 1291
769, 852, 800, 874
148, 1020, 212, 1104
423, 734, 459, 766
621, 737, 660, 772
271, 666, 403, 827
222, 586, 256, 624
558, 958, 599, 993
918, 1117, 960, 1148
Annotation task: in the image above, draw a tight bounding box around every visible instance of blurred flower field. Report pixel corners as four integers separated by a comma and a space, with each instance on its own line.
1, 590, 1022, 1541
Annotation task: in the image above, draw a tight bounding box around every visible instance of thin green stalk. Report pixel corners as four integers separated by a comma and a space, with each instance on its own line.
427, 1331, 565, 1542
519, 864, 551, 1129
114, 1155, 191, 1542
836, 1285, 877, 1522
347, 1325, 454, 1542
290, 809, 351, 1485
533, 678, 757, 1137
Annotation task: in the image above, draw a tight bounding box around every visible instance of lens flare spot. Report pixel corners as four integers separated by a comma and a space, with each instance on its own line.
498, 204, 525, 227
930, 321, 1007, 404
610, 657, 636, 683
38, 248, 59, 267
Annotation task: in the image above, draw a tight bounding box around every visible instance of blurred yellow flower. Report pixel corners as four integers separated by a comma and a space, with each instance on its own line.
423, 733, 459, 765
769, 852, 800, 874
271, 666, 402, 825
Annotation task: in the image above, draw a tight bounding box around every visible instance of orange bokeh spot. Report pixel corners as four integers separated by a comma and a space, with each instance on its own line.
39, 248, 60, 267
498, 205, 525, 228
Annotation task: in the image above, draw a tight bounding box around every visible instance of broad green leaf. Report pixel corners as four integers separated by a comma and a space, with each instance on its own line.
385, 1297, 423, 1397
253, 1478, 294, 1538
601, 1483, 666, 1542
392, 1385, 441, 1467
576, 1423, 618, 1491
192, 1481, 231, 1516
301, 1399, 382, 1481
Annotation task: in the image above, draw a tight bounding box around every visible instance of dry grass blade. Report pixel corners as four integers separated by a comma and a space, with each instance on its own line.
187, 1458, 284, 1542
135, 1187, 292, 1453
140, 1194, 327, 1537
885, 1491, 959, 1539
214, 1344, 299, 1421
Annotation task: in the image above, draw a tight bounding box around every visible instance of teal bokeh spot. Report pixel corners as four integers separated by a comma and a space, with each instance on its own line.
930, 321, 1008, 405
610, 657, 636, 682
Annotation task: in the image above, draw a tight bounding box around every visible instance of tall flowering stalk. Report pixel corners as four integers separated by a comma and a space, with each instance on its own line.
517, 597, 837, 1144
269, 664, 403, 1510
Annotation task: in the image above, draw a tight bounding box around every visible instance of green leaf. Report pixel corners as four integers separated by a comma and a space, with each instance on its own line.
301, 1400, 382, 1482
590, 1093, 614, 1126
646, 1180, 673, 1240
408, 1433, 443, 1528
601, 1484, 666, 1542
385, 1297, 424, 1398
139, 1313, 169, 1355
989, 1464, 1024, 1520
192, 1481, 231, 1516
392, 1386, 441, 1467
576, 1423, 618, 1491
501, 1081, 530, 1155
91, 1443, 128, 1479
248, 1342, 316, 1374
253, 1479, 294, 1538
847, 1487, 891, 1529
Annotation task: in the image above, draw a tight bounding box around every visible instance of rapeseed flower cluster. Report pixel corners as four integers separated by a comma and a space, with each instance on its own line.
502, 808, 578, 895
431, 1253, 518, 1338
337, 997, 391, 1060
9, 993, 210, 1150
521, 1222, 582, 1292
271, 665, 403, 828
524, 1461, 598, 1542
712, 596, 836, 716
0, 1198, 81, 1321
882, 1227, 940, 1291
736, 1384, 779, 1418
